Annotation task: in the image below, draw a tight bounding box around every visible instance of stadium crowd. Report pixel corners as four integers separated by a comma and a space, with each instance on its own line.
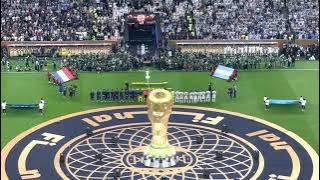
2, 42, 318, 72
62, 52, 143, 72
1, 0, 318, 41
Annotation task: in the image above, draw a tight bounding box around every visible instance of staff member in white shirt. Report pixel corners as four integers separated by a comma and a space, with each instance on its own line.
301, 98, 307, 111
40, 98, 45, 104
39, 100, 45, 115
299, 96, 304, 103
2, 100, 6, 115
263, 96, 268, 103
265, 98, 270, 111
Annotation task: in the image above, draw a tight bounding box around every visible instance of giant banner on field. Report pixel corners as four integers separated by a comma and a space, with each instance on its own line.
211, 65, 238, 81
51, 67, 76, 84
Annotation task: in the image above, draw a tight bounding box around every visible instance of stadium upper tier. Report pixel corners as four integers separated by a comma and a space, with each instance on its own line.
1, 0, 319, 41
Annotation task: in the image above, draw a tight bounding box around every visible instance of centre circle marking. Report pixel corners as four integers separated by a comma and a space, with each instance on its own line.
1, 105, 318, 180
57, 123, 261, 179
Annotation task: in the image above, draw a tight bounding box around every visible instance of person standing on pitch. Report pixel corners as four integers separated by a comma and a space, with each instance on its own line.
263, 96, 268, 103
189, 91, 195, 103
212, 89, 216, 102
2, 100, 7, 115
125, 81, 129, 91
39, 99, 45, 115
63, 84, 67, 97
90, 90, 95, 101
299, 96, 304, 102
58, 83, 63, 95
264, 98, 270, 111
40, 98, 45, 104
107, 89, 112, 102
227, 87, 233, 99
183, 91, 189, 103
201, 91, 206, 103
72, 85, 77, 97
194, 91, 200, 103
101, 89, 107, 102
47, 72, 51, 83
96, 89, 102, 101
233, 84, 237, 98
206, 90, 211, 102
301, 98, 307, 111
208, 82, 213, 91
69, 85, 74, 98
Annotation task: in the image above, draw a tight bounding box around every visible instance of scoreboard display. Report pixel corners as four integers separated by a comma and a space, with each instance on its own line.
126, 13, 157, 42
127, 14, 156, 25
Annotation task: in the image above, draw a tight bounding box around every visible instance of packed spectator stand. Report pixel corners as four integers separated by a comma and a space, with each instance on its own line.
1, 0, 319, 41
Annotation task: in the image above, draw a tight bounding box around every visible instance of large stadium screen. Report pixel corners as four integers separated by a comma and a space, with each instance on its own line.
127, 14, 156, 41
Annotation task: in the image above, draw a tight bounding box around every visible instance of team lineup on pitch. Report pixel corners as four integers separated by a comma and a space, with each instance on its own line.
1, 105, 318, 180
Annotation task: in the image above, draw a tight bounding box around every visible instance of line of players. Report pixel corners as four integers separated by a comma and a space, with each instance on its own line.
90, 89, 144, 102
90, 89, 217, 103
174, 90, 217, 103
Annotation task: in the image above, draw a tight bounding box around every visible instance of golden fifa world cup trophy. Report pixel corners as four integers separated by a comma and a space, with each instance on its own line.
143, 89, 178, 168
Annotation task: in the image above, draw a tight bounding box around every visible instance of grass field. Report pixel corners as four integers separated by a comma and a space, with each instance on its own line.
1, 60, 319, 154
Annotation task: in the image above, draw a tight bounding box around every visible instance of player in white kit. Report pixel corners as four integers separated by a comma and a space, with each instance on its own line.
194, 91, 199, 103
205, 90, 211, 102
199, 91, 204, 102
178, 91, 183, 103
175, 91, 180, 103
212, 90, 216, 102
189, 91, 194, 103
183, 91, 187, 103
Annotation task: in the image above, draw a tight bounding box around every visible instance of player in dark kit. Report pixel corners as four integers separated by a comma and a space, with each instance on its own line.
233, 84, 237, 98
96, 90, 101, 101
114, 89, 119, 101
110, 89, 114, 101
90, 90, 95, 101
227, 88, 233, 99
69, 85, 74, 98
63, 84, 67, 97
125, 81, 129, 91
124, 90, 129, 102
129, 90, 134, 102
106, 89, 111, 102
102, 89, 107, 102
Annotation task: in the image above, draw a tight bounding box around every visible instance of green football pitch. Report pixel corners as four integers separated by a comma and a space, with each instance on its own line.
1, 61, 319, 154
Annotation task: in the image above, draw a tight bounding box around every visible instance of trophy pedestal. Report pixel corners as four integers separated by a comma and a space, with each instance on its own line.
141, 154, 179, 168
142, 145, 178, 168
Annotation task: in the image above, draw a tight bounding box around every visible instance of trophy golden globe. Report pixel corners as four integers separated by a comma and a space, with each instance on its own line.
142, 89, 178, 168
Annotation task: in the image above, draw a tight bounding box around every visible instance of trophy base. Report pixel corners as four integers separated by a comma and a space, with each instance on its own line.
142, 145, 178, 168
141, 154, 179, 168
